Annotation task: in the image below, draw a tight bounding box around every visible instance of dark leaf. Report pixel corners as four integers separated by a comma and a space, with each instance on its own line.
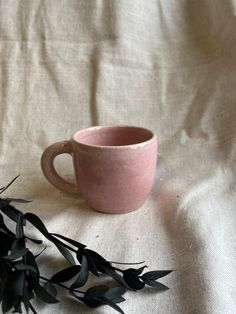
0, 235, 9, 256
22, 275, 30, 312
2, 292, 18, 313
86, 285, 109, 297
13, 300, 22, 313
51, 233, 86, 249
2, 270, 25, 313
144, 280, 169, 290
16, 215, 25, 238
44, 281, 57, 299
51, 265, 81, 283
98, 262, 115, 274
76, 249, 99, 276
0, 213, 15, 236
85, 249, 107, 263
5, 198, 32, 203
84, 249, 113, 272
15, 264, 37, 273
84, 285, 109, 308
54, 241, 76, 265
0, 175, 20, 195
24, 213, 49, 236
127, 266, 147, 276
104, 287, 127, 301
103, 298, 125, 314
1, 248, 28, 261
70, 255, 89, 289
0, 267, 8, 302
141, 270, 172, 281
22, 282, 34, 313
100, 266, 131, 289
25, 251, 39, 273
111, 296, 126, 304
14, 271, 26, 296
25, 236, 42, 244
11, 238, 26, 254
25, 251, 39, 286
22, 270, 34, 313
76, 248, 83, 263
0, 231, 15, 256
0, 198, 10, 208
0, 227, 7, 234
28, 288, 34, 300
123, 270, 145, 290
1, 205, 21, 223
33, 284, 59, 303
26, 274, 38, 292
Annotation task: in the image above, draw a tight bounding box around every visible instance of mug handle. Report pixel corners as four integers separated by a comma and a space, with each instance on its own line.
41, 140, 79, 195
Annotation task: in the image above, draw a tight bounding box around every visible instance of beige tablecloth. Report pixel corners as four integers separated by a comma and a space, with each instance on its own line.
1, 1, 236, 313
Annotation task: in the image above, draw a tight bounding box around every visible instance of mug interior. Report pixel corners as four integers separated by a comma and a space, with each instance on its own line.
73, 126, 154, 147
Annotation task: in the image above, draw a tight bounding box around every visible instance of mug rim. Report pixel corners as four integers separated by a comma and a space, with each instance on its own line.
72, 125, 157, 149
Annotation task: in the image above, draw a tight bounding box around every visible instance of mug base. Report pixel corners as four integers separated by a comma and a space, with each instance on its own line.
88, 203, 145, 215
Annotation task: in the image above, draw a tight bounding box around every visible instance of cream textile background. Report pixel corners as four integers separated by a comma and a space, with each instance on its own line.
1, 1, 236, 313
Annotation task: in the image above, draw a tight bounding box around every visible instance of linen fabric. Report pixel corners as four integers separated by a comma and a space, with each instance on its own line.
1, 1, 236, 313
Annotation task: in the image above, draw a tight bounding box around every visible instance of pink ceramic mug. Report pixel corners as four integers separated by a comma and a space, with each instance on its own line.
41, 126, 157, 214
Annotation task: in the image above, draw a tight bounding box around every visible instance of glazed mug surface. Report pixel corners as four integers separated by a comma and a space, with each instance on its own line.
41, 125, 157, 214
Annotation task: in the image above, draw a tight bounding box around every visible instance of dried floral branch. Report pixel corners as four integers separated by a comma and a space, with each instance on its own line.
0, 177, 172, 313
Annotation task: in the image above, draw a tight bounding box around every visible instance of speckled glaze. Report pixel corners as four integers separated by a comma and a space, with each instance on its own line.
41, 126, 157, 214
